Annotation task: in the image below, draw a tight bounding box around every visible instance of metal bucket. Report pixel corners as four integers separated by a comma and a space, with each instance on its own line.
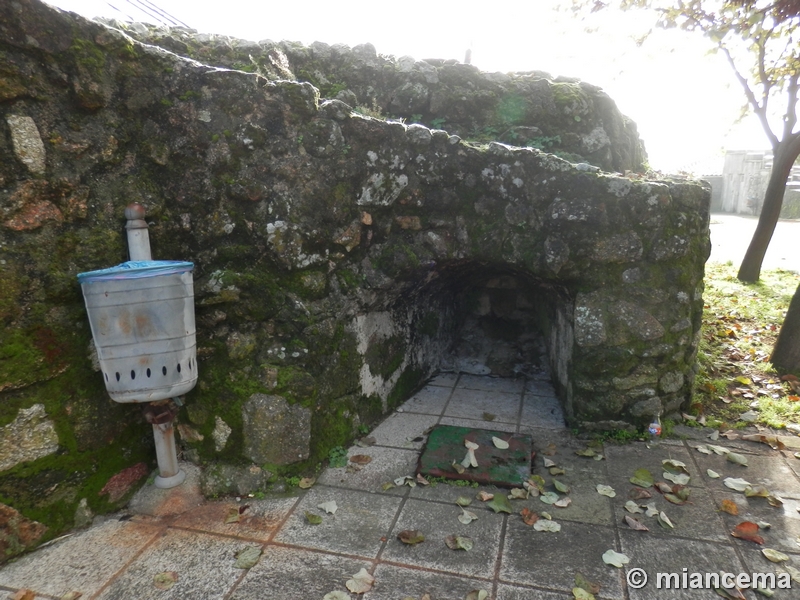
78, 260, 197, 403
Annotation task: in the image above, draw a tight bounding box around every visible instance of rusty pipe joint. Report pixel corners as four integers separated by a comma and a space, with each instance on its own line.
142, 399, 185, 488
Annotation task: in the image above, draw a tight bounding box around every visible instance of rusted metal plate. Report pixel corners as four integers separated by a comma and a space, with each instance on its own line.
417, 425, 532, 487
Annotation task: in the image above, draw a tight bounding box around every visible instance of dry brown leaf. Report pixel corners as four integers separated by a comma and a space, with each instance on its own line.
476, 490, 494, 502
225, 506, 241, 524
11, 591, 36, 600
731, 521, 765, 545
720, 499, 739, 515
521, 507, 539, 525
741, 434, 786, 450
542, 443, 557, 456
624, 515, 649, 531
628, 487, 652, 500
398, 529, 425, 545
349, 454, 372, 465
346, 568, 375, 594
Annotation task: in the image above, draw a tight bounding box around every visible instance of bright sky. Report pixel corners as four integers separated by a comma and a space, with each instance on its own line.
46, 0, 772, 174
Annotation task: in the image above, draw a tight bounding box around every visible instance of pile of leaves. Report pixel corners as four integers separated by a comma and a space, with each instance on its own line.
692, 263, 800, 429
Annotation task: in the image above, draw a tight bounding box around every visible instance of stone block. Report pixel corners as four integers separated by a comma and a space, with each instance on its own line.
242, 394, 311, 465
0, 404, 59, 472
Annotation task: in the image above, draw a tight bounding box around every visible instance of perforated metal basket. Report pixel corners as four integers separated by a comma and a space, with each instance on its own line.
78, 260, 197, 403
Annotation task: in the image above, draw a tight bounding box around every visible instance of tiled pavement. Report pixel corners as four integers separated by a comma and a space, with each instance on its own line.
3, 372, 800, 599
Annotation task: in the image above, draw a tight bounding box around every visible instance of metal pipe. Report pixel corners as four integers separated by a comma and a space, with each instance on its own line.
124, 202, 152, 261
152, 420, 186, 488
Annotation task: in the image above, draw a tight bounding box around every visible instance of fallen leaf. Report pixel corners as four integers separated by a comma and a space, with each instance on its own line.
724, 477, 752, 492
665, 493, 688, 505
357, 436, 376, 447
540, 491, 559, 504
476, 491, 494, 502
574, 572, 601, 595
663, 472, 690, 485
645, 503, 659, 517
708, 469, 721, 478
553, 479, 570, 494
381, 481, 396, 491
488, 494, 513, 513
398, 530, 425, 545
445, 534, 473, 551
720, 499, 739, 515
629, 468, 654, 487
543, 458, 556, 468
492, 436, 510, 449
521, 507, 540, 525
482, 412, 496, 421
549, 466, 567, 476
153, 571, 178, 590
465, 590, 489, 600
541, 511, 552, 519
596, 484, 616, 497
528, 475, 547, 494
322, 592, 351, 600
60, 593, 82, 600
758, 521, 772, 529
533, 519, 561, 532
234, 546, 262, 569
456, 496, 472, 507
696, 445, 713, 455
225, 506, 241, 524
767, 495, 784, 507
744, 485, 770, 498
601, 549, 630, 567
508, 488, 529, 500
554, 497, 572, 508
576, 448, 598, 458
416, 473, 430, 486
784, 564, 800, 584
452, 461, 466, 474
731, 521, 765, 544
318, 501, 338, 514
543, 443, 557, 456
708, 444, 731, 455
572, 587, 596, 600
662, 459, 689, 474
624, 500, 643, 514
727, 452, 749, 466
762, 548, 790, 563
628, 487, 652, 500
346, 568, 375, 594
739, 410, 759, 422
350, 454, 372, 465
395, 476, 411, 486
305, 511, 323, 525
657, 511, 675, 529
298, 477, 315, 489
741, 434, 785, 450
655, 481, 673, 494
458, 509, 479, 524
624, 515, 649, 531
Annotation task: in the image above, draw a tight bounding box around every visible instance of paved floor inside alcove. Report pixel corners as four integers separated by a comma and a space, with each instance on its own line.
4, 373, 800, 600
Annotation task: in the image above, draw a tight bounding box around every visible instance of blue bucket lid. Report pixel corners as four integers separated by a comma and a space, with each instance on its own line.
77, 260, 194, 283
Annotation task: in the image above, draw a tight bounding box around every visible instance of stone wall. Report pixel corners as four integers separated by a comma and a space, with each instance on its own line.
0, 0, 710, 559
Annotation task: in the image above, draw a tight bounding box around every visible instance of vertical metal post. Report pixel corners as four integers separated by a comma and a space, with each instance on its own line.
124, 203, 152, 261
152, 421, 186, 488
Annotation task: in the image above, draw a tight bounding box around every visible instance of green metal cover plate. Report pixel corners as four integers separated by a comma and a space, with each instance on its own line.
418, 425, 532, 487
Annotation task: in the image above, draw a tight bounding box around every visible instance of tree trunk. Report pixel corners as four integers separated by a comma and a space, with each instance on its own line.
737, 145, 797, 282
771, 282, 800, 373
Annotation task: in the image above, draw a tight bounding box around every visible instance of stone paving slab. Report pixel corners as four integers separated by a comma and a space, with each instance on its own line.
399, 385, 453, 415
230, 546, 370, 600
520, 395, 566, 430
694, 452, 800, 499
619, 531, 746, 600
170, 497, 299, 542
500, 520, 625, 598
316, 445, 419, 493
0, 517, 164, 598
444, 388, 522, 423
709, 490, 800, 554
440, 416, 518, 433
381, 498, 505, 579
367, 563, 492, 600
272, 487, 402, 558
369, 411, 439, 450
95, 528, 247, 600
495, 583, 572, 599
458, 374, 525, 394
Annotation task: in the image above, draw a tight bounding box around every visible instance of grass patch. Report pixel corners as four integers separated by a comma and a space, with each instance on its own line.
693, 262, 800, 429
